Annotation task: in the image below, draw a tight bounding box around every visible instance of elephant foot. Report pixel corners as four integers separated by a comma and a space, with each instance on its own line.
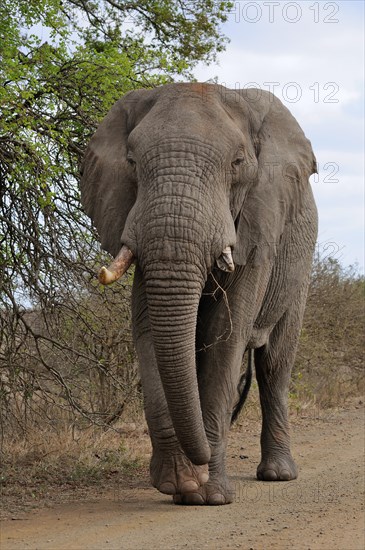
173, 477, 234, 505
150, 451, 209, 496
257, 454, 298, 481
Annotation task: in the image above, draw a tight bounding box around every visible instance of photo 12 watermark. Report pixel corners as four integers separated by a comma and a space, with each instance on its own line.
225, 160, 340, 185
312, 162, 339, 184
233, 478, 340, 504
222, 2, 340, 24
200, 81, 340, 105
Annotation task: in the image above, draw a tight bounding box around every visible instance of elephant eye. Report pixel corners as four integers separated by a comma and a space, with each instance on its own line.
127, 153, 136, 167
232, 155, 244, 167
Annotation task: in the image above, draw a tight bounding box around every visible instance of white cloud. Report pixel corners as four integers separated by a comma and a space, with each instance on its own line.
195, 0, 364, 271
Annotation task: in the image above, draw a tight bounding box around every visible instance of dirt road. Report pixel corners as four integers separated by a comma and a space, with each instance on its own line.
1, 403, 364, 550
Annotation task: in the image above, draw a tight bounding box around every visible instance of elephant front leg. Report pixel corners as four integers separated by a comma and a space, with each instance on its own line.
132, 268, 209, 497
254, 298, 308, 481
173, 339, 245, 505
136, 332, 209, 495
172, 437, 235, 505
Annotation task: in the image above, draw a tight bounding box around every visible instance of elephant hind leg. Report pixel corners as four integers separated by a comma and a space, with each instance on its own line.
255, 284, 309, 481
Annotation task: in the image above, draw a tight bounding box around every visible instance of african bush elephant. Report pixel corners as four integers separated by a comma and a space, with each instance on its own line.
80, 83, 318, 505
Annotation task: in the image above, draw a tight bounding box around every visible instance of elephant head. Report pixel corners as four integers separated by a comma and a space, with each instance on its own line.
80, 83, 316, 465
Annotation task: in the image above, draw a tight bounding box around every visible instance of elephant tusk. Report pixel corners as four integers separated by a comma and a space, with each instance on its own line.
98, 245, 134, 285
216, 246, 235, 273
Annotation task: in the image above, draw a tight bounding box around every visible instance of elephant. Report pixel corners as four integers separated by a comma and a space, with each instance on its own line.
80, 82, 318, 505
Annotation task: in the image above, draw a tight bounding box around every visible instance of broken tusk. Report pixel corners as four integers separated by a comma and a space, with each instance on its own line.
98, 245, 134, 285
216, 246, 235, 273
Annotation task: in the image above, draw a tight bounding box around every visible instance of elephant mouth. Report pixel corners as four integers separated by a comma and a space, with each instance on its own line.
98, 245, 235, 285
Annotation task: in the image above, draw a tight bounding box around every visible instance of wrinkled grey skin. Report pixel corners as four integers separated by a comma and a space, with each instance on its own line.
81, 83, 318, 505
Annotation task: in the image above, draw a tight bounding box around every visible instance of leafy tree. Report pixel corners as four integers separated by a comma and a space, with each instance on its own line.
0, 1, 231, 430
0, 0, 231, 305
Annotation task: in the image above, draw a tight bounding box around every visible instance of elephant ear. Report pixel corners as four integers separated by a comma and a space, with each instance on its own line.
231, 88, 317, 266
80, 89, 153, 257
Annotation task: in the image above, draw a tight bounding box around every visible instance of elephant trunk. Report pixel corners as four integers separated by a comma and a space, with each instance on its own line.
144, 264, 211, 465
119, 156, 231, 465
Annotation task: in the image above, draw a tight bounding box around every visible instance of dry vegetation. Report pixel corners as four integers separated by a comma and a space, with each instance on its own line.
294, 254, 364, 408
0, 254, 364, 503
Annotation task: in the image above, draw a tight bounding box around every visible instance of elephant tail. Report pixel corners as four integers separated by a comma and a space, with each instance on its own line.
231, 349, 253, 424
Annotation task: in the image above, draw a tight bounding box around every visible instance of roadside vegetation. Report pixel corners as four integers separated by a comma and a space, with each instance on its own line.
294, 254, 364, 409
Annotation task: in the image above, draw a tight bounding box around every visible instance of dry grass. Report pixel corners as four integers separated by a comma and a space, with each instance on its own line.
0, 411, 151, 515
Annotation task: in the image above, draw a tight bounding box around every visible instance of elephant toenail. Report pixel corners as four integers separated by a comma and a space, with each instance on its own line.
262, 469, 278, 481
173, 494, 182, 504
200, 472, 209, 484
185, 493, 205, 505
159, 482, 176, 495
181, 480, 199, 492
173, 492, 205, 505
208, 493, 225, 505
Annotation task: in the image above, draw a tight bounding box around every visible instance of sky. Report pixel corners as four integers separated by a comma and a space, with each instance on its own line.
194, 0, 364, 271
